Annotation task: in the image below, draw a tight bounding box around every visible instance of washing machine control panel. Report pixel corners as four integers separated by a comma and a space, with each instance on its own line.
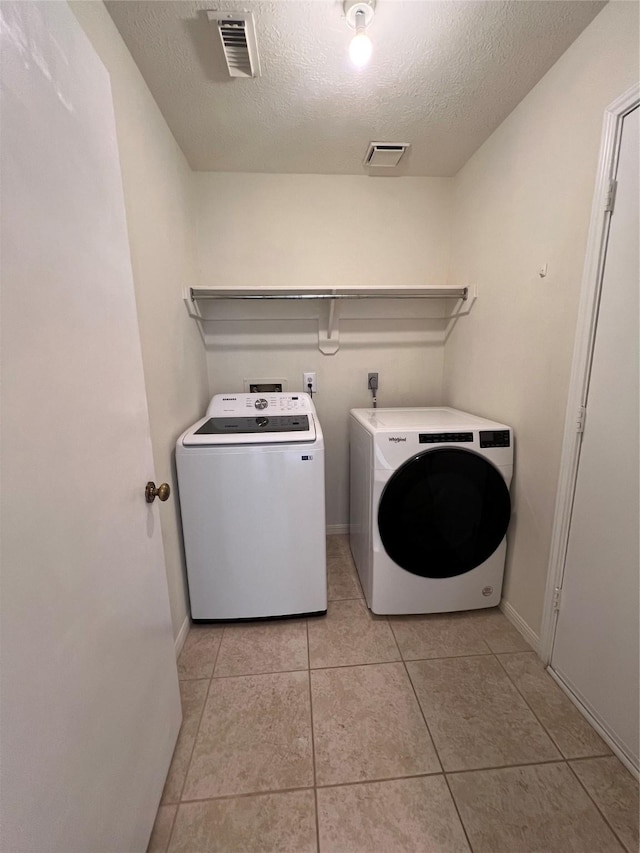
207, 393, 315, 417
247, 395, 308, 413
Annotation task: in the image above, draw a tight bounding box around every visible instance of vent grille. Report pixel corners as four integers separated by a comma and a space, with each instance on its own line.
207, 11, 261, 78
364, 142, 411, 168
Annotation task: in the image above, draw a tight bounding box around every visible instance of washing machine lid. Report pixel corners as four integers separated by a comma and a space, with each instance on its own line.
182, 414, 316, 446
182, 392, 318, 446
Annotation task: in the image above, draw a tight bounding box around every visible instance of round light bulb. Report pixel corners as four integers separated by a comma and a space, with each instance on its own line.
349, 31, 372, 67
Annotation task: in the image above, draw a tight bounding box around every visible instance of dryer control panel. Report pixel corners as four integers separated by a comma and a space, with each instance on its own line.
419, 432, 473, 444
480, 430, 511, 448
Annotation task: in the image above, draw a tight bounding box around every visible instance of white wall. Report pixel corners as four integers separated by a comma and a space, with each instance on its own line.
443, 1, 640, 637
194, 174, 453, 525
195, 174, 452, 289
70, 2, 210, 642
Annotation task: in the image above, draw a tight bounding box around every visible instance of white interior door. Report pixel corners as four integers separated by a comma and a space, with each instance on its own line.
0, 4, 181, 850
550, 106, 639, 770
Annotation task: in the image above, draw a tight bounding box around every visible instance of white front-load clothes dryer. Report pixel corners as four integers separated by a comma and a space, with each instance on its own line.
349, 407, 513, 614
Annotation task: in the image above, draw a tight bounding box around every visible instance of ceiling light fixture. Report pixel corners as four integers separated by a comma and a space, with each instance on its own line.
344, 0, 375, 68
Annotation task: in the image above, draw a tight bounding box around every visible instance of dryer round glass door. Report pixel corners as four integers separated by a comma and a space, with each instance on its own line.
378, 448, 511, 578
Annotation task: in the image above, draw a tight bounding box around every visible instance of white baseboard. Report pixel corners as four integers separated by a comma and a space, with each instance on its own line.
499, 599, 539, 653
327, 524, 349, 535
174, 613, 191, 659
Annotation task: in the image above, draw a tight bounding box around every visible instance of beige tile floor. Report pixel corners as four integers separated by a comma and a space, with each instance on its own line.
149, 536, 639, 853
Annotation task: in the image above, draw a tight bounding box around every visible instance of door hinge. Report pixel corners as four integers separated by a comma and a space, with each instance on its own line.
605, 179, 618, 213
553, 586, 563, 612
576, 406, 587, 434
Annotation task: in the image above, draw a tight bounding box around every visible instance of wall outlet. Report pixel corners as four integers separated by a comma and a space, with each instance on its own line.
368, 372, 379, 391
303, 372, 317, 393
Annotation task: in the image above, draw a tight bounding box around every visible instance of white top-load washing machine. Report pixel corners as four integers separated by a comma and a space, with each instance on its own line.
176, 392, 326, 620
350, 407, 513, 615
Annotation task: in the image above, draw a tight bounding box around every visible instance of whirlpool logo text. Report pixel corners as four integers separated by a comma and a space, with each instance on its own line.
388, 436, 407, 443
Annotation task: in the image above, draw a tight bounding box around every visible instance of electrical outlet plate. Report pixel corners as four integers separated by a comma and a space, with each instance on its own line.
243, 378, 287, 393
303, 372, 317, 393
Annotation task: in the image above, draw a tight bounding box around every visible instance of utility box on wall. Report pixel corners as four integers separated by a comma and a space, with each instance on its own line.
243, 378, 287, 393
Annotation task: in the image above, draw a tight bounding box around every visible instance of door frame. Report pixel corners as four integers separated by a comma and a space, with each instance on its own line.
540, 82, 640, 664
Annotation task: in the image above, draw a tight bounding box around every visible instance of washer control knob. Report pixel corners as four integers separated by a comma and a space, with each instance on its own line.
255, 398, 268, 410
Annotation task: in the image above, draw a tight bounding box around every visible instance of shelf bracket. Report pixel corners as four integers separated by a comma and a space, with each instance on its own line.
183, 289, 207, 344
318, 292, 340, 354
443, 284, 478, 342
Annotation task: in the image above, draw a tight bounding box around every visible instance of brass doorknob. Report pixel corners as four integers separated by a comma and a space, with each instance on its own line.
145, 481, 171, 503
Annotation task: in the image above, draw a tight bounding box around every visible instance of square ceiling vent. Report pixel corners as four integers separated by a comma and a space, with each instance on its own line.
364, 142, 411, 168
207, 11, 261, 78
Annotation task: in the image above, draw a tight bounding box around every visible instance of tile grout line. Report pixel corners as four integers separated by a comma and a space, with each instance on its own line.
160, 764, 628, 849
177, 650, 507, 684
441, 771, 476, 853
441, 758, 601, 853
208, 665, 309, 680
165, 624, 226, 852
386, 649, 493, 664
442, 756, 629, 853
305, 618, 321, 853
172, 759, 575, 804
443, 756, 568, 776
565, 758, 631, 852
387, 618, 475, 853
491, 649, 609, 762
491, 650, 565, 757
313, 770, 448, 791
441, 755, 597, 853
160, 803, 179, 853
174, 784, 315, 806
387, 620, 442, 771
383, 614, 403, 662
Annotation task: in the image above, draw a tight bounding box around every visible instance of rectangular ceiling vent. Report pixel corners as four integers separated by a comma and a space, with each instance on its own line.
207, 11, 261, 78
364, 142, 411, 168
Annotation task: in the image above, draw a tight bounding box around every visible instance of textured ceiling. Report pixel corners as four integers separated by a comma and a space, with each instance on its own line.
106, 0, 606, 176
